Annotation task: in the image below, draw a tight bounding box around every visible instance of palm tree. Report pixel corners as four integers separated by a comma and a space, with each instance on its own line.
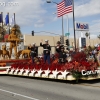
85, 32, 89, 38
12, 24, 22, 37
97, 34, 100, 40
0, 26, 6, 41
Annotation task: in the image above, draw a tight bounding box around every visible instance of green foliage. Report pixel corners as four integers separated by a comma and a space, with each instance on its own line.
0, 26, 6, 42
85, 32, 89, 38
72, 71, 82, 83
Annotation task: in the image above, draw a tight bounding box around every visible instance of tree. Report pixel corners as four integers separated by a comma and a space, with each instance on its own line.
97, 35, 100, 40
12, 24, 22, 37
85, 32, 89, 38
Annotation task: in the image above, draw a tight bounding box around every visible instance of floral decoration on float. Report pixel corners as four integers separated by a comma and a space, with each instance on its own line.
8, 52, 99, 82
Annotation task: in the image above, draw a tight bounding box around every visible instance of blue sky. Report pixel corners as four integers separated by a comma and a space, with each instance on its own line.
1, 0, 100, 38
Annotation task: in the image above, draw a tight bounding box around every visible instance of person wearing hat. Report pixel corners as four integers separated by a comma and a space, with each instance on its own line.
56, 41, 63, 53
31, 43, 38, 63
58, 46, 67, 63
40, 39, 51, 64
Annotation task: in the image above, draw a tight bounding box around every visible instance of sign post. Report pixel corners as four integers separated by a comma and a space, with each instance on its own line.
65, 32, 70, 39
75, 22, 89, 49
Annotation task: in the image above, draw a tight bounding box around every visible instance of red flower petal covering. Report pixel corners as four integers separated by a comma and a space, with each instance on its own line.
10, 52, 98, 72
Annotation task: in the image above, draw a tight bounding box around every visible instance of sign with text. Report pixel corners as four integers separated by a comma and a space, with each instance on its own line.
75, 22, 89, 31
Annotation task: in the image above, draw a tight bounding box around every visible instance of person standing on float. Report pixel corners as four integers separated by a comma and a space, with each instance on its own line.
55, 41, 64, 59
31, 43, 38, 63
58, 46, 67, 63
56, 41, 63, 53
40, 40, 51, 64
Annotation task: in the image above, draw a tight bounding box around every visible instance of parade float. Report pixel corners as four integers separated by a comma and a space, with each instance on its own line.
0, 28, 100, 82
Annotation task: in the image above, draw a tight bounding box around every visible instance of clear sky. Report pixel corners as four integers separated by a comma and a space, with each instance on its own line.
1, 0, 100, 38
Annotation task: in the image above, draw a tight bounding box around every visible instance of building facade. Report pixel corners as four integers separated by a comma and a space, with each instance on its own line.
24, 35, 100, 55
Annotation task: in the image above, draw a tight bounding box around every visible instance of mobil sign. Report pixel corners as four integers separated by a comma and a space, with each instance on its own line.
75, 22, 89, 31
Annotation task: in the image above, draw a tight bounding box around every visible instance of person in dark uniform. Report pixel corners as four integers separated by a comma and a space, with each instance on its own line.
31, 43, 38, 63
40, 40, 51, 64
56, 41, 63, 53
58, 46, 67, 63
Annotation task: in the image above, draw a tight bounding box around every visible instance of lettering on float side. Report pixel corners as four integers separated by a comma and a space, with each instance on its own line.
81, 69, 100, 76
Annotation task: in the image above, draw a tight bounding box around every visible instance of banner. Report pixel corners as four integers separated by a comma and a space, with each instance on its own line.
5, 14, 9, 25
10, 15, 15, 26
0, 14, 3, 23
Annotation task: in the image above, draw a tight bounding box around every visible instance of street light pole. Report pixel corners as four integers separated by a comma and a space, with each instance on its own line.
46, 0, 58, 4
35, 31, 60, 35
62, 16, 64, 44
72, 0, 76, 51
46, 0, 64, 44
67, 15, 69, 33
67, 14, 69, 39
52, 1, 58, 4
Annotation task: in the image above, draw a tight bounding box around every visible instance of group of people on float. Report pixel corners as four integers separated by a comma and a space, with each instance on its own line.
27, 39, 100, 65
86, 45, 100, 63
27, 40, 67, 64
76, 45, 100, 65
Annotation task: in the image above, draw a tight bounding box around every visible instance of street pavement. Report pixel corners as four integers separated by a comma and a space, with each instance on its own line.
0, 75, 100, 100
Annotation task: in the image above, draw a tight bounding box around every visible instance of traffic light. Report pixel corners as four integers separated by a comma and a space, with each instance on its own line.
32, 31, 34, 36
66, 39, 69, 46
66, 47, 69, 50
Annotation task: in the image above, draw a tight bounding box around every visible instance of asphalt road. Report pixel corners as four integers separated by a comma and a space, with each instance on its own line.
0, 75, 100, 100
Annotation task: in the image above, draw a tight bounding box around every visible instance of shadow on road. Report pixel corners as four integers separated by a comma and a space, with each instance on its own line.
0, 74, 100, 84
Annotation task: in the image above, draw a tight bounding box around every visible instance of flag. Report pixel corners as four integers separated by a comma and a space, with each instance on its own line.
5, 14, 9, 25
0, 14, 3, 23
57, 0, 73, 17
10, 15, 16, 26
